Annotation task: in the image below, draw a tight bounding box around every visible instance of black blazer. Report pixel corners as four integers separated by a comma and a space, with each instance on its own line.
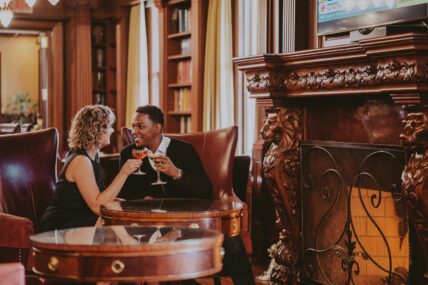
119, 138, 212, 200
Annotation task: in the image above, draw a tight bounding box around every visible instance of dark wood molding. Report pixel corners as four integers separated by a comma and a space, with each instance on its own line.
65, 0, 100, 9
235, 33, 428, 100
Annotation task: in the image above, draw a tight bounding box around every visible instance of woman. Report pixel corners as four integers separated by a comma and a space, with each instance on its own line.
39, 105, 141, 232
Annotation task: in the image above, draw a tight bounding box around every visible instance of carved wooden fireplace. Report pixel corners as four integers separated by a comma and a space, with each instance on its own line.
235, 33, 428, 285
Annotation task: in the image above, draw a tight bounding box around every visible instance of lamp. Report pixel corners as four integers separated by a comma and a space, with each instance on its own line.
24, 0, 36, 7
0, 0, 60, 27
0, 8, 12, 27
0, 0, 11, 7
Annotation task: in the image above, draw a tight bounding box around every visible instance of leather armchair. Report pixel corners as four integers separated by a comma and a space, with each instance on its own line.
120, 126, 252, 254
0, 128, 58, 269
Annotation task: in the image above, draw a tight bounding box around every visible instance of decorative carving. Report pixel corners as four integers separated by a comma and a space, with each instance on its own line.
400, 108, 428, 284
287, 61, 418, 90
247, 72, 285, 93
260, 107, 302, 284
246, 60, 428, 93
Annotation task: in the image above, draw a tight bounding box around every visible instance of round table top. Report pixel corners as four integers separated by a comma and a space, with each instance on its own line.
31, 226, 224, 282
101, 198, 244, 217
31, 225, 222, 252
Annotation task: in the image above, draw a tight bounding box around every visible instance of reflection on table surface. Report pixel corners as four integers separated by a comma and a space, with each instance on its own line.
31, 226, 219, 247
102, 198, 244, 213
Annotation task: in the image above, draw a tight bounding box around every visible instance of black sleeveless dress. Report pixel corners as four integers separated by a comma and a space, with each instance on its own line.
38, 149, 105, 232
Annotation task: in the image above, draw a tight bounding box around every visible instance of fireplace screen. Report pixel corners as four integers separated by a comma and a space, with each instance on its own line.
300, 141, 408, 285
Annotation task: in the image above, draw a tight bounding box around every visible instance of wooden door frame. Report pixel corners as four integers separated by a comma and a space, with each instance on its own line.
9, 19, 65, 151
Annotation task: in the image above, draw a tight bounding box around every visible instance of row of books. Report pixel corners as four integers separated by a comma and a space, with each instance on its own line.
171, 8, 191, 33
179, 116, 192, 133
177, 60, 192, 83
173, 88, 191, 112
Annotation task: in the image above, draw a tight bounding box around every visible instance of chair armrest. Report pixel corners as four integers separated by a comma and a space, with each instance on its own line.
0, 213, 34, 248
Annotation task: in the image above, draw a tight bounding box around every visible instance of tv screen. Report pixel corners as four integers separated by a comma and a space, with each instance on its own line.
317, 0, 428, 35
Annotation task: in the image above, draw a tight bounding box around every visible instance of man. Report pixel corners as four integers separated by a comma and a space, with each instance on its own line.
119, 105, 255, 285
119, 105, 212, 200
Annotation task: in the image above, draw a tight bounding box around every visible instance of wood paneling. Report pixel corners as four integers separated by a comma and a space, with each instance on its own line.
66, 4, 93, 119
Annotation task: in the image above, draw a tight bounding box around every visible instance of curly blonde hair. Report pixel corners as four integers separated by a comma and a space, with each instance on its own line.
68, 105, 115, 150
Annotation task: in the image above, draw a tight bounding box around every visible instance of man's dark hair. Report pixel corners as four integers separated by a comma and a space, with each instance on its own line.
136, 105, 164, 127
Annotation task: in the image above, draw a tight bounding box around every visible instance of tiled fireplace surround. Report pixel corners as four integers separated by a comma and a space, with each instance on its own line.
235, 33, 428, 285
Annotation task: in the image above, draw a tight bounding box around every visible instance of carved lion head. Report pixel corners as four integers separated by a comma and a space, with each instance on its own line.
260, 107, 301, 150
400, 111, 428, 148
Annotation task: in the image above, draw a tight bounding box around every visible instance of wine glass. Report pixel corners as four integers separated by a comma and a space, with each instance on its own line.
149, 152, 167, 185
131, 148, 148, 175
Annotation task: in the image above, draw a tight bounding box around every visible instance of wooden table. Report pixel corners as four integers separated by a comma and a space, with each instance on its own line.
101, 198, 244, 237
31, 225, 223, 282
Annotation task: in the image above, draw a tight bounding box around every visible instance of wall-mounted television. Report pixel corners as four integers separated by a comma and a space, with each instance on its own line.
317, 0, 428, 36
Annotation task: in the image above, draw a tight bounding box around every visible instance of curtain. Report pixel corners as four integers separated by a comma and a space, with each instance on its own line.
235, 0, 258, 154
203, 0, 234, 131
126, 4, 150, 127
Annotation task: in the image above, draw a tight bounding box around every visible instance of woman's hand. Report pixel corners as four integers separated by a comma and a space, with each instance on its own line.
151, 155, 180, 178
120, 158, 142, 176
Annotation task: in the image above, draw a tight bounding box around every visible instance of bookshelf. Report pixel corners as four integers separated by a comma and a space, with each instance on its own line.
156, 0, 208, 133
91, 20, 117, 109
91, 19, 118, 152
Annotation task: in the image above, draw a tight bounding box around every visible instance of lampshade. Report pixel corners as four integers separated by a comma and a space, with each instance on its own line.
25, 0, 37, 7
0, 9, 13, 27
0, 0, 60, 28
0, 0, 11, 7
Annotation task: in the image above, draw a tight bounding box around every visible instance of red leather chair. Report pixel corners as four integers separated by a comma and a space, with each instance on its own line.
0, 128, 58, 269
120, 126, 252, 254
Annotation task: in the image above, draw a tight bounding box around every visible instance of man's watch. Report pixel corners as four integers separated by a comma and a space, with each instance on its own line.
173, 168, 183, 180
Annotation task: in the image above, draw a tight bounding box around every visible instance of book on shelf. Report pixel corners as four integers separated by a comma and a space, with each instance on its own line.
177, 60, 192, 83
171, 8, 190, 34
94, 93, 106, 105
181, 38, 191, 54
179, 116, 192, 133
173, 88, 191, 111
171, 8, 179, 33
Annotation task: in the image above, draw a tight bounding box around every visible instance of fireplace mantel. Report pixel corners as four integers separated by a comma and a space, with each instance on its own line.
235, 33, 428, 285
235, 33, 428, 103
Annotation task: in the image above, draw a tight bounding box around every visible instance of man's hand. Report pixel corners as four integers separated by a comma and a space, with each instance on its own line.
151, 155, 181, 178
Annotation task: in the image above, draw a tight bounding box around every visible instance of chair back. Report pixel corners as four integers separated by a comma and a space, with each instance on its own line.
0, 128, 58, 232
0, 123, 20, 134
121, 126, 239, 200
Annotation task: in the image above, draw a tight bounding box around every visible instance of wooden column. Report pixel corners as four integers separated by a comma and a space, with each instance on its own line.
259, 106, 302, 284
65, 0, 95, 122
114, 8, 130, 149
49, 22, 65, 152
400, 103, 428, 285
